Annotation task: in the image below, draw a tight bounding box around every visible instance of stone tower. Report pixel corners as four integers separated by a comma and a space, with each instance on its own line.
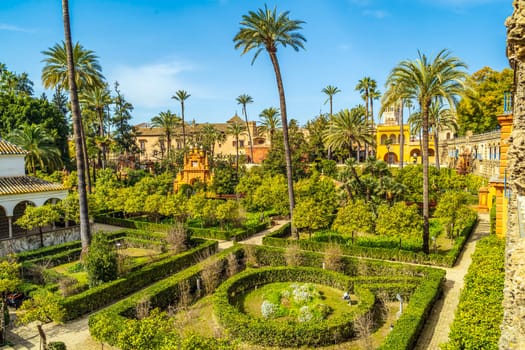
500, 1, 525, 348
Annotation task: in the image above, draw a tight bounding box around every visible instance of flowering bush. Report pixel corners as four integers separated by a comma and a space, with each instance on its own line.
261, 300, 278, 319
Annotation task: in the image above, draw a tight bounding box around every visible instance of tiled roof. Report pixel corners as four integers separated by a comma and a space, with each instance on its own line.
0, 138, 27, 155
0, 176, 66, 196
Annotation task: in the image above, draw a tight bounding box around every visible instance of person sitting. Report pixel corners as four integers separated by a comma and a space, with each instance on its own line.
342, 291, 350, 300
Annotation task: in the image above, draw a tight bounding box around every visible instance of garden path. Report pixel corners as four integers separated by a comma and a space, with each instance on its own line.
414, 212, 489, 350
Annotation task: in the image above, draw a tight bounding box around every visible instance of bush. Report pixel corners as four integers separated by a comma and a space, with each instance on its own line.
442, 235, 505, 350
47, 342, 67, 350
85, 233, 118, 287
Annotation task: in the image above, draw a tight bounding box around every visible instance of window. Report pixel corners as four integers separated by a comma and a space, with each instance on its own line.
159, 140, 165, 151
139, 140, 146, 151
239, 140, 245, 147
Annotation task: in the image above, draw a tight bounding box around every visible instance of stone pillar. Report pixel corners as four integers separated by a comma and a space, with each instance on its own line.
478, 186, 489, 212
500, 2, 525, 348
7, 216, 12, 238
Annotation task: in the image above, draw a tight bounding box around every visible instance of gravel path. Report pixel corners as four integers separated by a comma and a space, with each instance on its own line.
414, 213, 489, 350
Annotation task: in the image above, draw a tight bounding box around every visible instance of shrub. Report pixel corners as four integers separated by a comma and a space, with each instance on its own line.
200, 258, 224, 295
85, 233, 118, 287
166, 222, 189, 253
47, 342, 67, 350
442, 235, 505, 350
284, 244, 303, 267
323, 245, 344, 272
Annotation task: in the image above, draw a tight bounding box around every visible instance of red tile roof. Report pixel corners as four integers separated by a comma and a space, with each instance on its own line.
0, 138, 27, 155
0, 176, 66, 195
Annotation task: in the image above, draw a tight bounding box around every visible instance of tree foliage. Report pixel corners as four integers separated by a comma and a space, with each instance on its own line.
332, 199, 375, 236
375, 202, 423, 238
457, 67, 513, 134
85, 233, 118, 286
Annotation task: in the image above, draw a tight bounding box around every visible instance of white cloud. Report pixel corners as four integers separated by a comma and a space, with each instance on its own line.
362, 9, 389, 19
0, 23, 34, 33
110, 60, 195, 110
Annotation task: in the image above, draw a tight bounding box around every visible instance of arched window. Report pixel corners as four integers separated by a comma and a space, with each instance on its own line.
0, 206, 9, 240
380, 135, 388, 144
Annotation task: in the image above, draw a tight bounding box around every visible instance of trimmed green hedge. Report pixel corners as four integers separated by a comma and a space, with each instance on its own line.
213, 266, 374, 347
62, 238, 218, 320
442, 235, 505, 350
377, 267, 445, 350
89, 245, 245, 347
94, 214, 268, 241
263, 217, 477, 267
89, 244, 444, 349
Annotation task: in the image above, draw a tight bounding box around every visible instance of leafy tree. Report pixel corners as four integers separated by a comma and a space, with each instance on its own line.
293, 198, 331, 237
85, 232, 118, 286
7, 124, 63, 175
457, 67, 513, 134
434, 191, 472, 238
295, 172, 338, 217
216, 200, 240, 229
0, 63, 34, 96
263, 119, 308, 180
235, 167, 263, 211
210, 160, 238, 195
332, 200, 375, 238
16, 204, 61, 248
159, 193, 188, 223
375, 202, 423, 239
58, 191, 81, 224
384, 49, 467, 253
112, 82, 139, 155
305, 113, 329, 161
144, 193, 166, 223
172, 90, 191, 154
234, 5, 306, 227
0, 259, 20, 346
252, 174, 289, 216
237, 94, 255, 163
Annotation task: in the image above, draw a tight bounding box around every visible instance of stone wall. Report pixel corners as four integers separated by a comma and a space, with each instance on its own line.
0, 226, 81, 256
500, 1, 525, 348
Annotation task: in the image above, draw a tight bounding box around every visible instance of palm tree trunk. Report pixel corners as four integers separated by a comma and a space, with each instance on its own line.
181, 103, 186, 154
433, 126, 440, 170
79, 122, 91, 193
243, 107, 254, 163
235, 135, 239, 173
422, 103, 430, 254
399, 102, 404, 168
62, 0, 91, 250
268, 51, 296, 227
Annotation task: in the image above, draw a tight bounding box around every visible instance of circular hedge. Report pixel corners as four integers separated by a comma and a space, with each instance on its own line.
213, 266, 375, 347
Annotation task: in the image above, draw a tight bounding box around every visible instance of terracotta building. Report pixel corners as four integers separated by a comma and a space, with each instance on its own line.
134, 115, 270, 164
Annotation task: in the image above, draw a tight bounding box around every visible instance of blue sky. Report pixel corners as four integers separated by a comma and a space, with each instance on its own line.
0, 0, 511, 126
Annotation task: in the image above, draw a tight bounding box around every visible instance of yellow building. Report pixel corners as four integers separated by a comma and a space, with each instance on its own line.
376, 106, 435, 165
173, 147, 212, 192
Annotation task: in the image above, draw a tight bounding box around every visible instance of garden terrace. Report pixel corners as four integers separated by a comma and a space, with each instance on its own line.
89, 245, 445, 349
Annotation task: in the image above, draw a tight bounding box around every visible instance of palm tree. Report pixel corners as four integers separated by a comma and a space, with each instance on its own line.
236, 94, 255, 163
323, 107, 374, 162
80, 84, 112, 169
172, 90, 190, 154
322, 85, 341, 118
42, 41, 104, 92
384, 49, 467, 254
369, 86, 381, 128
355, 77, 378, 158
150, 110, 180, 159
424, 100, 458, 170
258, 107, 281, 144
200, 123, 220, 158
7, 124, 63, 175
227, 120, 245, 172
61, 0, 91, 250
234, 5, 306, 224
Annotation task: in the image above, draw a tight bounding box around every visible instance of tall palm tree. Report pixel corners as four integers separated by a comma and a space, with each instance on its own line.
236, 94, 255, 163
258, 107, 281, 144
200, 123, 220, 158
323, 107, 374, 162
150, 110, 180, 159
322, 85, 341, 118
172, 90, 190, 154
426, 100, 458, 170
355, 77, 378, 159
322, 85, 340, 160
61, 0, 91, 250
384, 49, 467, 254
80, 84, 112, 169
227, 120, 245, 172
7, 124, 63, 175
234, 5, 306, 224
369, 86, 381, 128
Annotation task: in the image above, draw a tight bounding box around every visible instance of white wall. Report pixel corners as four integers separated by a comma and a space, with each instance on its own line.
0, 155, 26, 177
